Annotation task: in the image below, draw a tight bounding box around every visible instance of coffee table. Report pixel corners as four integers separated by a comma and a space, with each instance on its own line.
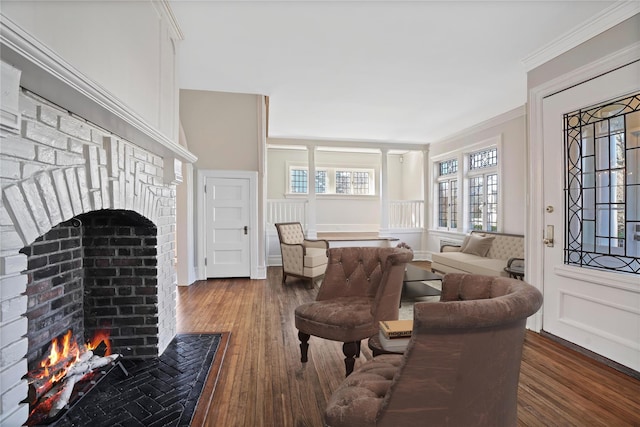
402, 264, 442, 300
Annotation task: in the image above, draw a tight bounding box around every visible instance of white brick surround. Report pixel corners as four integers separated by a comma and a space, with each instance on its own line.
0, 85, 181, 424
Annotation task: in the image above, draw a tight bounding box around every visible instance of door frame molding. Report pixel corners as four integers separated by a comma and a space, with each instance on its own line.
197, 169, 259, 280
527, 41, 640, 332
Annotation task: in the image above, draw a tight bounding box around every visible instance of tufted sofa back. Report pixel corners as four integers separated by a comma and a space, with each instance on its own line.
471, 230, 524, 260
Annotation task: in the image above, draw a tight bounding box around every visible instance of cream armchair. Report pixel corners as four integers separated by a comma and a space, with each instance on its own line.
275, 222, 329, 285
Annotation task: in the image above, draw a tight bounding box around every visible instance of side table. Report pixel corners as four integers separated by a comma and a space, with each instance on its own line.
368, 334, 405, 357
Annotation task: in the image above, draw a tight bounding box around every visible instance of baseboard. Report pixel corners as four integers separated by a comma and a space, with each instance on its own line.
540, 330, 640, 381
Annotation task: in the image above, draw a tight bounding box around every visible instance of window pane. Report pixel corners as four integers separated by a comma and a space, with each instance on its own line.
438, 182, 449, 227
451, 180, 458, 229
469, 176, 484, 230
469, 148, 497, 170
335, 171, 351, 194
352, 171, 370, 195
315, 170, 327, 193
439, 159, 458, 176
290, 169, 307, 193
486, 174, 498, 231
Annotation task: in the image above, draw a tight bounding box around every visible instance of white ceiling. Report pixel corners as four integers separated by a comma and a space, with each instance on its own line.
170, 1, 624, 144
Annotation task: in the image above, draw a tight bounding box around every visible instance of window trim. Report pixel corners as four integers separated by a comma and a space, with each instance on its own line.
431, 135, 503, 233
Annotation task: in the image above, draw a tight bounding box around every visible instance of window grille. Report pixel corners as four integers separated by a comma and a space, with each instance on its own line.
439, 159, 458, 176
469, 148, 497, 170
290, 169, 307, 193
335, 171, 352, 194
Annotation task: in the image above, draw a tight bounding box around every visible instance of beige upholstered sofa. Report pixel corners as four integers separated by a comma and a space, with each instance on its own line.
431, 230, 524, 277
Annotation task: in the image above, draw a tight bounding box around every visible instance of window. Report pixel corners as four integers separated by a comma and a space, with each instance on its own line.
564, 92, 640, 274
432, 141, 500, 233
437, 159, 458, 229
289, 168, 328, 194
467, 148, 498, 231
288, 166, 374, 196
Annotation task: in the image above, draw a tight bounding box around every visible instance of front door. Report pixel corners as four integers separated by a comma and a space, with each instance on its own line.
542, 60, 640, 371
204, 177, 251, 278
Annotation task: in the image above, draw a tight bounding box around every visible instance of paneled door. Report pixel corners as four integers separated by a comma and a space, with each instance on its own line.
542, 60, 640, 371
204, 177, 251, 278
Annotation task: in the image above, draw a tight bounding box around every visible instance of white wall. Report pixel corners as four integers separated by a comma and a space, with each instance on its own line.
1, 1, 181, 143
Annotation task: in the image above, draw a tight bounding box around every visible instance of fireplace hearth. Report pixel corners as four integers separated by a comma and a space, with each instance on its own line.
51, 334, 223, 427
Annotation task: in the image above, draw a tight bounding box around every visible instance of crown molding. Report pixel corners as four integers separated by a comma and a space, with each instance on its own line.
0, 13, 196, 163
521, 1, 640, 72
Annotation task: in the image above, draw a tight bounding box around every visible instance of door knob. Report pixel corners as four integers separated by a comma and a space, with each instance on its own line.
244, 225, 248, 235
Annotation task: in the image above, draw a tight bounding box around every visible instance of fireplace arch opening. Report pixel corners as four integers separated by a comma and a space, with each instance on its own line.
22, 209, 159, 370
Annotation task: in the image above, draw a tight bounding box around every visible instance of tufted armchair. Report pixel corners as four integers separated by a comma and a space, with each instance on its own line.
275, 222, 329, 286
324, 273, 543, 427
295, 245, 414, 377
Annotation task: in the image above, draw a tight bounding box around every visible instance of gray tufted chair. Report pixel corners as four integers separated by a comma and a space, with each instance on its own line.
275, 222, 329, 286
295, 245, 414, 377
324, 273, 543, 427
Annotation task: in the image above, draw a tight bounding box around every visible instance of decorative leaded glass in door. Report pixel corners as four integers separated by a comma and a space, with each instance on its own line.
564, 92, 640, 274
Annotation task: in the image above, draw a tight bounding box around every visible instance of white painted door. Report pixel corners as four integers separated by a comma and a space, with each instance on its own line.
542, 61, 640, 371
204, 177, 251, 278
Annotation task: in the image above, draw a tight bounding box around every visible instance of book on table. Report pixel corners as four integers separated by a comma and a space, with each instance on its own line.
378, 331, 410, 352
379, 319, 413, 339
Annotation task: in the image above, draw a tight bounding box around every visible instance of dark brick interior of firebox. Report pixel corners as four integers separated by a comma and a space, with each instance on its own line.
22, 209, 159, 369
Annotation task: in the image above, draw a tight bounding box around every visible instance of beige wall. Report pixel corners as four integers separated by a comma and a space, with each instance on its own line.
179, 89, 260, 171
429, 109, 527, 236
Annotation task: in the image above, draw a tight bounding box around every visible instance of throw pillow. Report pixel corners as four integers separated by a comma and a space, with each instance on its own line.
461, 234, 495, 257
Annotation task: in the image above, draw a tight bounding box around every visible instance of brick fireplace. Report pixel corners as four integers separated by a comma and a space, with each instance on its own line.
0, 81, 183, 424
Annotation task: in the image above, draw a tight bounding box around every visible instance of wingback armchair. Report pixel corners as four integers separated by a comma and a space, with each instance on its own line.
295, 245, 414, 377
324, 273, 543, 427
275, 222, 329, 285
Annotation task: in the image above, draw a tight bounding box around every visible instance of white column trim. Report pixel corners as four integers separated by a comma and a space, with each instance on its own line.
379, 148, 390, 236
306, 146, 318, 238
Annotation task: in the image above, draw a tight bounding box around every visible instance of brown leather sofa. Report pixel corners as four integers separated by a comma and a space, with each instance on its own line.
295, 245, 414, 377
324, 273, 543, 427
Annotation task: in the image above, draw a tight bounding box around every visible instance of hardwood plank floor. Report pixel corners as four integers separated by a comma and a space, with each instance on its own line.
177, 267, 640, 427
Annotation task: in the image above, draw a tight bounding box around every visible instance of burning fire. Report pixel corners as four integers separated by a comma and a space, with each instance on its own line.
29, 329, 112, 398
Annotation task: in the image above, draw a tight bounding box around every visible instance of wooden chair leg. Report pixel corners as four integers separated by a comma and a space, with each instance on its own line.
298, 331, 310, 363
343, 341, 358, 377
281, 269, 287, 285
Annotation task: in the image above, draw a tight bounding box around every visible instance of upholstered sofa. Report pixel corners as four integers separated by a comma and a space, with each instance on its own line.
431, 230, 524, 277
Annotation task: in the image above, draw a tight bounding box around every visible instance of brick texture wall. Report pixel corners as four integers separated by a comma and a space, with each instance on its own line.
0, 87, 180, 425
21, 219, 83, 366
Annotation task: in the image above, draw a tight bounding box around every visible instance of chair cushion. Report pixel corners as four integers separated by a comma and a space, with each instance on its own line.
295, 296, 378, 342
324, 355, 403, 427
304, 247, 328, 267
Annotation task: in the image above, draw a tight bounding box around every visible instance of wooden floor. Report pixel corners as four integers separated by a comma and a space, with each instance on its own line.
177, 266, 640, 427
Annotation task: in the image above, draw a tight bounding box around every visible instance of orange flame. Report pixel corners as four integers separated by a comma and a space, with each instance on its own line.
29, 329, 112, 396
86, 330, 112, 356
